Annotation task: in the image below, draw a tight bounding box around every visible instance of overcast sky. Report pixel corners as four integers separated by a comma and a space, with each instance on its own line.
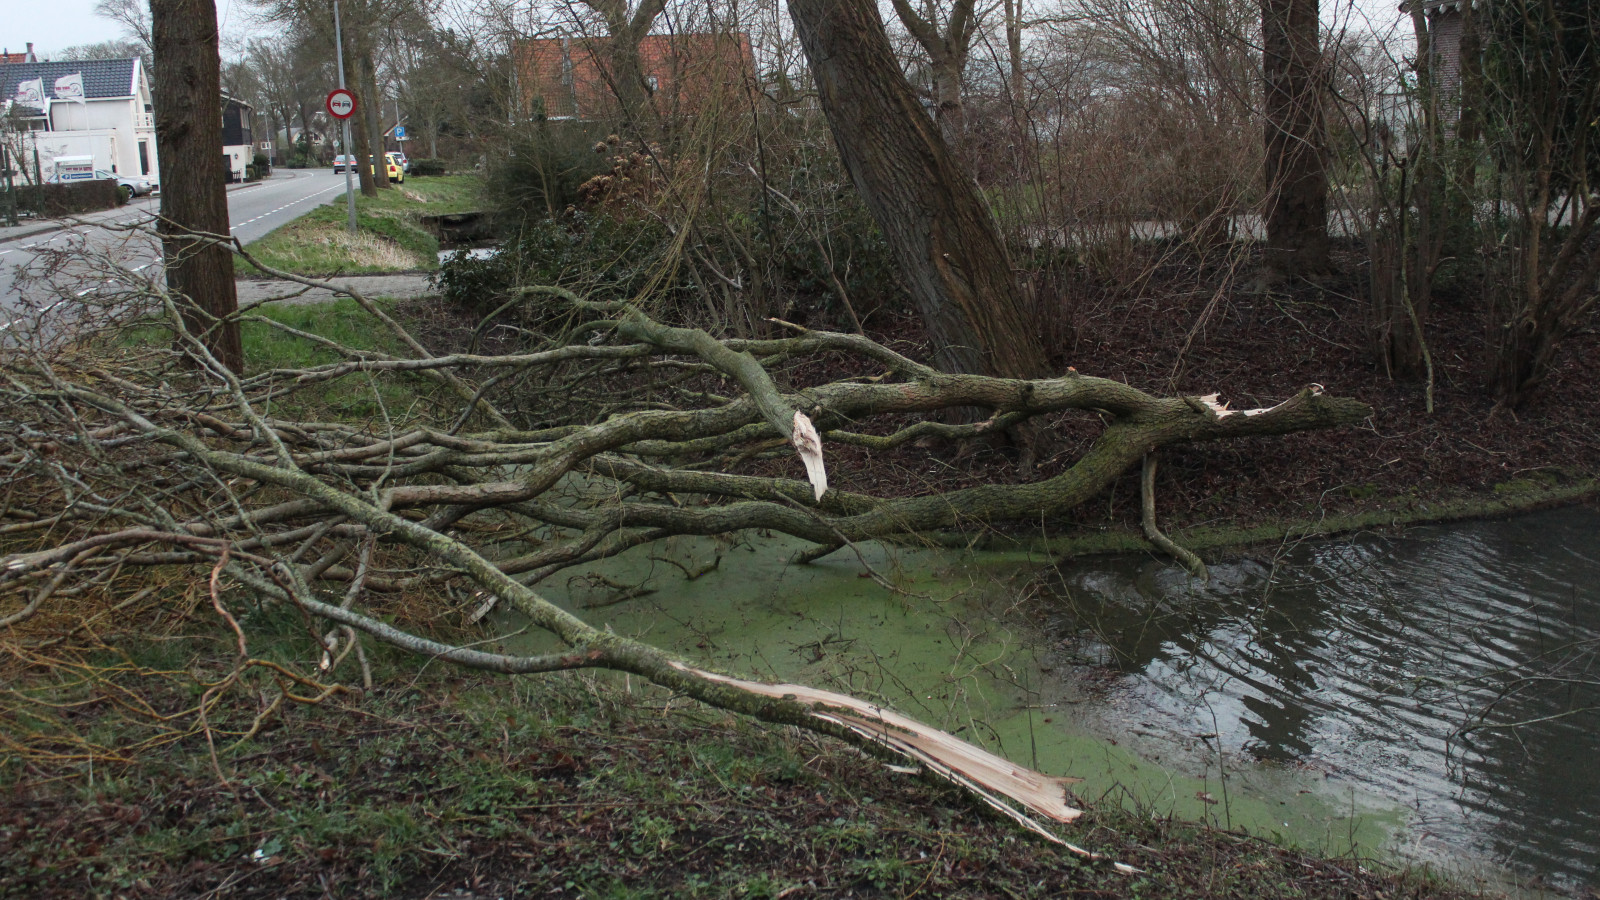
6, 0, 254, 60
7, 0, 1411, 63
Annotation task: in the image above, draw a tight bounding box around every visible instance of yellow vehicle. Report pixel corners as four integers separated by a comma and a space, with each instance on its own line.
384, 152, 405, 184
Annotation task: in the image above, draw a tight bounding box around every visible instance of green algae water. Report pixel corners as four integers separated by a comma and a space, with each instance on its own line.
507, 506, 1599, 885
512, 531, 1400, 861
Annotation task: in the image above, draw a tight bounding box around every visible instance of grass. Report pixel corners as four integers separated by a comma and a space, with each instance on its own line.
242, 175, 484, 276
0, 655, 1503, 900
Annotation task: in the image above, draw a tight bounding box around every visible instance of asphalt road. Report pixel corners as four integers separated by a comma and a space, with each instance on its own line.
0, 169, 350, 334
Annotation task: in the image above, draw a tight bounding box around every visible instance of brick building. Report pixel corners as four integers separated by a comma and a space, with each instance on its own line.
513, 32, 754, 120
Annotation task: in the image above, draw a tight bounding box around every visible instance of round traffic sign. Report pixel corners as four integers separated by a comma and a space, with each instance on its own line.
326, 89, 357, 119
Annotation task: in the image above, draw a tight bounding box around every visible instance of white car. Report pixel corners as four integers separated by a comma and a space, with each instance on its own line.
47, 169, 158, 197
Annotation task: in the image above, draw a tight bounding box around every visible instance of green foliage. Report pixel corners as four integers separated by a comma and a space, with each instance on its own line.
408, 157, 447, 177
434, 211, 687, 314
1480, 0, 1600, 187
485, 120, 613, 222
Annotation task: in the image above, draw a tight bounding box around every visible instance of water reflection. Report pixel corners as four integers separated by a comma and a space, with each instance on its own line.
1041, 506, 1600, 883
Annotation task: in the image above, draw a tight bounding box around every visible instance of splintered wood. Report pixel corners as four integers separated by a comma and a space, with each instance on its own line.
675, 664, 1082, 842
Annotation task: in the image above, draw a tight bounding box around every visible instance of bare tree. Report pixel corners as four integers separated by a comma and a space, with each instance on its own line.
94, 0, 154, 60
1478, 0, 1600, 407
0, 239, 1369, 829
888, 0, 983, 137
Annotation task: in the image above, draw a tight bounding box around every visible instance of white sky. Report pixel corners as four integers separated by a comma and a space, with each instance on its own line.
5, 0, 1412, 64
4, 0, 254, 60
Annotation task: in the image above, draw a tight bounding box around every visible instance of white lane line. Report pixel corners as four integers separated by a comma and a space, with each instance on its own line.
230, 182, 346, 231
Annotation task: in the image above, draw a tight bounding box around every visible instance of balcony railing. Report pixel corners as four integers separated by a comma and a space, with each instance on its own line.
135, 113, 154, 129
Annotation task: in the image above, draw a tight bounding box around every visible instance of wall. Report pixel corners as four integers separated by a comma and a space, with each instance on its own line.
41, 98, 157, 179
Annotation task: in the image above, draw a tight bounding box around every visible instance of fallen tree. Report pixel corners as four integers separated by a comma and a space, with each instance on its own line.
0, 244, 1369, 841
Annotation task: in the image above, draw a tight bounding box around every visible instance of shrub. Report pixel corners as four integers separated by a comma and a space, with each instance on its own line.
484, 121, 612, 224
433, 212, 687, 318
34, 180, 120, 215
408, 158, 447, 177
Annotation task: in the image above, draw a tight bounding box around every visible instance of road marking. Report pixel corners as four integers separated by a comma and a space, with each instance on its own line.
230, 182, 346, 231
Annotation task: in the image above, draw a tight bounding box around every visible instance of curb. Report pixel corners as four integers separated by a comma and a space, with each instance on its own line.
0, 224, 59, 245
0, 179, 269, 245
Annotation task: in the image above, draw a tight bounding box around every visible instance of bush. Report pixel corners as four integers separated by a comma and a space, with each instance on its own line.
484, 121, 612, 223
31, 180, 121, 215
433, 212, 688, 318
408, 158, 447, 177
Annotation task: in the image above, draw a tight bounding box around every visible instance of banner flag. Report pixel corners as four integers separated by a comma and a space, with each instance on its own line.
53, 73, 85, 103
13, 78, 44, 105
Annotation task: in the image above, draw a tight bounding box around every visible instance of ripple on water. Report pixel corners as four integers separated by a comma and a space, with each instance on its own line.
1042, 506, 1600, 885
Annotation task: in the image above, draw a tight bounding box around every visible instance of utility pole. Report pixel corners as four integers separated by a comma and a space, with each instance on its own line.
333, 0, 358, 235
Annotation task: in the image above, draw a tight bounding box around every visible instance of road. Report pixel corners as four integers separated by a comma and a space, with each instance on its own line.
0, 169, 350, 333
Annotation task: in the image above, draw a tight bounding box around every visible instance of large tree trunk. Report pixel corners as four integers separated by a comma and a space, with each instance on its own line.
340, 19, 377, 197
1262, 0, 1329, 278
788, 0, 1049, 380
152, 0, 242, 374
361, 51, 390, 191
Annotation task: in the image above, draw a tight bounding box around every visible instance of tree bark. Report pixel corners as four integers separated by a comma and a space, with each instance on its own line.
361, 50, 390, 190
152, 0, 242, 373
1262, 0, 1328, 278
340, 17, 378, 196
787, 0, 1050, 380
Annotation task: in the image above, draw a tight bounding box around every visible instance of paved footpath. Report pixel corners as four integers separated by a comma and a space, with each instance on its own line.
237, 273, 436, 305
2, 190, 437, 306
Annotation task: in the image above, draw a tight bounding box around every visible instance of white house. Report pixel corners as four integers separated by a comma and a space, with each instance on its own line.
221, 93, 254, 182
1, 57, 159, 186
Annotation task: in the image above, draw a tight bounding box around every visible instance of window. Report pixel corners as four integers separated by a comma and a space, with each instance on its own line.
645, 75, 659, 92
138, 141, 149, 175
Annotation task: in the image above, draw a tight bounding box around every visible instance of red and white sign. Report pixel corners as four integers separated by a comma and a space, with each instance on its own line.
326, 89, 357, 119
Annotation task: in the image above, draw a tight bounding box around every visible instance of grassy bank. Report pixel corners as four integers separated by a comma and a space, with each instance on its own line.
0, 655, 1490, 900
242, 175, 483, 276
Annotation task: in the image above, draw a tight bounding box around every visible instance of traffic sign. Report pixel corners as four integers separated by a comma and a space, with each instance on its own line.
326, 89, 357, 119
393, 125, 407, 140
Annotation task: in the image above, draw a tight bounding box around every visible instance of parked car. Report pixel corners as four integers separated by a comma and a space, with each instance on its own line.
333, 153, 404, 183
46, 169, 157, 198
389, 151, 409, 172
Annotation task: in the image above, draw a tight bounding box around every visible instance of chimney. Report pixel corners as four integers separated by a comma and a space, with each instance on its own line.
26, 43, 37, 62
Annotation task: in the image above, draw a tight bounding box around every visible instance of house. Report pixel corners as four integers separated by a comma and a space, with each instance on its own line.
221, 94, 254, 181
513, 32, 754, 121
1, 44, 38, 64
0, 56, 159, 186
1407, 0, 1470, 133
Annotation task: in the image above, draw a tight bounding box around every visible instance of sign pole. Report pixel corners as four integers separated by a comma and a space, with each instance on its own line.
332, 0, 357, 236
